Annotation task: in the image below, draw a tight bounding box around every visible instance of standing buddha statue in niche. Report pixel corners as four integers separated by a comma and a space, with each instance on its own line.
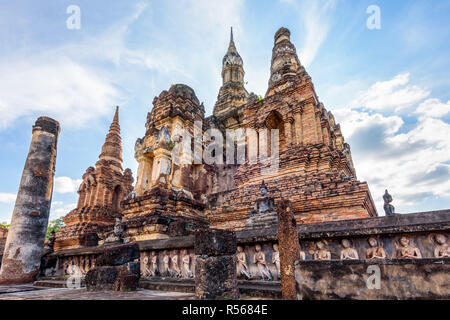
272, 244, 280, 279
181, 249, 193, 278
171, 250, 182, 278
253, 244, 272, 281
236, 246, 251, 279
150, 251, 159, 276
162, 250, 171, 277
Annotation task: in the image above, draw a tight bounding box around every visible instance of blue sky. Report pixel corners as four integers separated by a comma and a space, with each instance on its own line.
1, 0, 450, 222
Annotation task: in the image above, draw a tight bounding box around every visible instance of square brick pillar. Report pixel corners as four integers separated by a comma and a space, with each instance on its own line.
276, 200, 301, 299
194, 228, 239, 300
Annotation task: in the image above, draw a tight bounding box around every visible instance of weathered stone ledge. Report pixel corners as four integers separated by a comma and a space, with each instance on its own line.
296, 209, 450, 240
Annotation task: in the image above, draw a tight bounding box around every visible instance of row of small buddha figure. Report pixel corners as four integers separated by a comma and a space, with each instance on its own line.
62, 255, 96, 275
313, 234, 449, 261
141, 249, 194, 279
237, 234, 450, 281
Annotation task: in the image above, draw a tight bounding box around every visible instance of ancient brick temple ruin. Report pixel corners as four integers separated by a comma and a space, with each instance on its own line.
54, 107, 134, 250
52, 27, 376, 249
2, 27, 448, 299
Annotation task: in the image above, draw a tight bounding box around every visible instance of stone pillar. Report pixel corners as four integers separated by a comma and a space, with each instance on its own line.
194, 228, 239, 300
276, 200, 301, 300
0, 117, 60, 284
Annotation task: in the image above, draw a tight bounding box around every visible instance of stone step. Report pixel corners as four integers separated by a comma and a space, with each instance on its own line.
238, 280, 281, 299
33, 279, 85, 288
139, 279, 195, 293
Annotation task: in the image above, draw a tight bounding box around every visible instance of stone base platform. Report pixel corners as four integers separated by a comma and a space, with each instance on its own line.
140, 277, 281, 298
0, 287, 195, 300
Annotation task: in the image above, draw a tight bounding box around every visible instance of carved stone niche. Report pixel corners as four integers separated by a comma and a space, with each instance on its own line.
245, 181, 278, 229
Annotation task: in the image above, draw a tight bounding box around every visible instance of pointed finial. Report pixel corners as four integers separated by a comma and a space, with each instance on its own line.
96, 105, 123, 172
113, 106, 119, 124
228, 26, 236, 51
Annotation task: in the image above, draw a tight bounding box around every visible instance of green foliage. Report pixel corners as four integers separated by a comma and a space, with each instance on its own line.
46, 217, 64, 239
0, 222, 10, 230
256, 95, 263, 107
168, 140, 175, 150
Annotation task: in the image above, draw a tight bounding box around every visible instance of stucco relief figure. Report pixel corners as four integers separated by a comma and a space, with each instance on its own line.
236, 246, 251, 279
63, 258, 70, 275
182, 250, 193, 278
394, 236, 422, 259
340, 239, 359, 260
313, 241, 331, 260
383, 189, 395, 216
142, 254, 151, 277
150, 251, 159, 276
272, 244, 280, 279
80, 256, 87, 274
253, 244, 272, 281
171, 250, 182, 278
365, 237, 386, 259
162, 250, 172, 277
90, 255, 96, 269
432, 234, 450, 258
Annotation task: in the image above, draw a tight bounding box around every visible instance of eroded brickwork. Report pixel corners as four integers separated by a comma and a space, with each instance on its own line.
54, 107, 133, 250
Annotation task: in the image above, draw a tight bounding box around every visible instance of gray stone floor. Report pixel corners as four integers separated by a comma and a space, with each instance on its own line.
0, 284, 195, 300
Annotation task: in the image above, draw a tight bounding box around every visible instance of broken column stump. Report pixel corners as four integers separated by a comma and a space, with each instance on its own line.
85, 243, 140, 292
0, 117, 60, 284
276, 200, 301, 300
194, 228, 239, 300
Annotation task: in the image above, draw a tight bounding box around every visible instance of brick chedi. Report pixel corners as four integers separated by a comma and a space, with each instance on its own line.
204, 27, 377, 229
213, 27, 250, 118
120, 84, 209, 242
54, 107, 134, 250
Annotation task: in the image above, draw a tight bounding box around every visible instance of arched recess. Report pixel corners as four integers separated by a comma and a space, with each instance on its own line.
112, 185, 122, 212
265, 110, 286, 156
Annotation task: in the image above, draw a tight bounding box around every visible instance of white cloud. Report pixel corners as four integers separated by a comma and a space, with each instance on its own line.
54, 177, 82, 194
350, 73, 430, 112
0, 193, 16, 204
50, 202, 77, 220
0, 3, 150, 130
414, 98, 450, 119
334, 73, 450, 215
0, 56, 122, 130
297, 0, 338, 67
